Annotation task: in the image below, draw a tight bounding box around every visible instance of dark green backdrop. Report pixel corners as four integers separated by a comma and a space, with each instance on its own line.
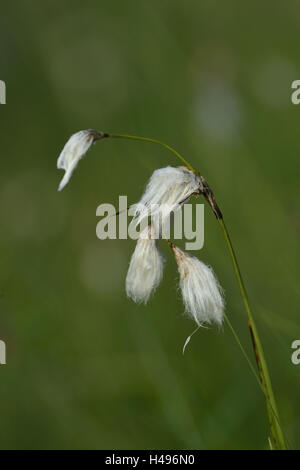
0, 0, 299, 449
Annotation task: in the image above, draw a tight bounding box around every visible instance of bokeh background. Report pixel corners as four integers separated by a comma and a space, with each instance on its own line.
0, 0, 299, 450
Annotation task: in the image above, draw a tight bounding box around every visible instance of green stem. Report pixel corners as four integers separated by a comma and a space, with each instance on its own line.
219, 218, 286, 449
223, 311, 262, 390
105, 131, 286, 449
108, 133, 195, 171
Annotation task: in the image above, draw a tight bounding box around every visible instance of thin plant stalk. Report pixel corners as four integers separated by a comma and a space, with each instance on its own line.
108, 133, 195, 171
106, 132, 286, 449
219, 219, 286, 449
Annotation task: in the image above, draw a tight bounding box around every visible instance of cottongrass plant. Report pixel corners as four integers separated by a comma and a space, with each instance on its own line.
131, 166, 203, 231
126, 224, 165, 304
57, 129, 287, 450
57, 129, 106, 191
171, 244, 224, 328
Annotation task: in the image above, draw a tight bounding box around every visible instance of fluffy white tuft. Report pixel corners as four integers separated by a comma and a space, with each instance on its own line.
57, 130, 99, 191
172, 245, 224, 327
126, 226, 164, 304
131, 166, 203, 234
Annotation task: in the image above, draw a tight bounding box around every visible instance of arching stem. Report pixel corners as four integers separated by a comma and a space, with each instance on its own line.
108, 133, 195, 171
218, 218, 286, 449
105, 131, 286, 449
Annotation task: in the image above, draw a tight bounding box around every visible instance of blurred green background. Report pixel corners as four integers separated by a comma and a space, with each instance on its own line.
0, 0, 299, 450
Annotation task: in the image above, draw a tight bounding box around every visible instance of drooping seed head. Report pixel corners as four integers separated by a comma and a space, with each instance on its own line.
126, 225, 165, 304
172, 244, 224, 327
131, 166, 203, 234
57, 129, 106, 191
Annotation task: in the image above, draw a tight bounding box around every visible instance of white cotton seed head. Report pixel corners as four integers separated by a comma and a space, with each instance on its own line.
126, 226, 164, 304
131, 166, 203, 232
172, 245, 224, 327
57, 129, 104, 191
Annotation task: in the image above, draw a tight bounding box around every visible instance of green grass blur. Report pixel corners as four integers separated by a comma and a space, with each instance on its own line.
0, 0, 299, 449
